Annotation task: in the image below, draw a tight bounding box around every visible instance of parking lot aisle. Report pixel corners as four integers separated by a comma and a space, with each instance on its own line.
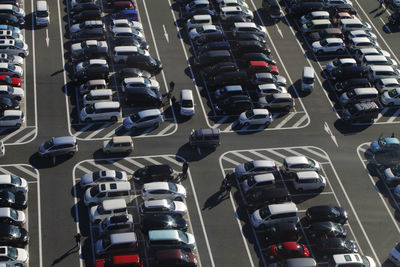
357, 142, 400, 263
0, 164, 41, 267
72, 155, 214, 267
219, 146, 381, 266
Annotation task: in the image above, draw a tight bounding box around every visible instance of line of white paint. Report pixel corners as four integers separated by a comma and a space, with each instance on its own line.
73, 123, 94, 137
274, 112, 296, 129
14, 128, 35, 144
85, 123, 113, 139
13, 164, 37, 178
388, 109, 400, 123
231, 151, 253, 162
222, 156, 241, 167
76, 165, 93, 175
157, 122, 175, 135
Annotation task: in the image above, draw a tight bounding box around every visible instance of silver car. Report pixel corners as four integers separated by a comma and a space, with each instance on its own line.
38, 136, 78, 157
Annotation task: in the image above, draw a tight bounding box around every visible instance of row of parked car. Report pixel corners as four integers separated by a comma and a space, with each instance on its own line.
177, 0, 298, 127
78, 164, 197, 266
287, 0, 400, 123
0, 174, 29, 266
67, 0, 169, 132
230, 155, 377, 266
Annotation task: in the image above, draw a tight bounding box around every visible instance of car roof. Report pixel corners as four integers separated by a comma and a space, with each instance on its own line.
369, 65, 394, 71
156, 249, 184, 260
94, 101, 120, 109
251, 109, 270, 115
148, 229, 180, 240
309, 19, 331, 25
364, 55, 387, 61
383, 137, 400, 144
332, 253, 363, 264
268, 202, 297, 214
351, 36, 372, 43
192, 14, 212, 20
143, 182, 170, 191
338, 58, 356, 64
138, 108, 161, 117
309, 11, 330, 16
0, 208, 11, 217
378, 78, 399, 84
285, 258, 317, 267
284, 156, 308, 165
341, 18, 362, 24
296, 171, 319, 179
53, 136, 76, 145
144, 199, 169, 208
102, 199, 126, 210
272, 93, 292, 100
324, 37, 343, 43
252, 159, 275, 167
110, 232, 137, 244
253, 173, 275, 182
258, 83, 277, 89
3, 109, 21, 116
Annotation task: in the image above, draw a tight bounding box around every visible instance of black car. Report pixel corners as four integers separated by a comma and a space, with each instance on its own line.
125, 87, 162, 108
206, 71, 247, 89
133, 164, 174, 183
265, 223, 299, 244
328, 65, 367, 81
202, 62, 239, 79
234, 40, 271, 56
326, 3, 357, 15
239, 52, 276, 67
0, 191, 26, 210
245, 187, 290, 209
215, 95, 252, 114
72, 46, 108, 61
194, 32, 226, 46
389, 12, 400, 25
70, 27, 105, 41
0, 223, 28, 247
221, 14, 252, 28
125, 55, 162, 74
288, 2, 326, 17
0, 96, 19, 110
307, 221, 347, 240
141, 214, 187, 234
195, 50, 233, 68
118, 68, 152, 80
197, 41, 231, 54
71, 10, 101, 24
0, 14, 23, 27
72, 66, 109, 83
334, 78, 371, 95
234, 33, 267, 44
113, 37, 149, 50
70, 3, 102, 15
305, 205, 348, 224
309, 28, 344, 42
316, 238, 358, 258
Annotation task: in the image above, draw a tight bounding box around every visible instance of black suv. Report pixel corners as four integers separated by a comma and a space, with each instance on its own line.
0, 191, 26, 210
133, 164, 174, 183
141, 214, 187, 234
70, 28, 105, 41
215, 95, 252, 114
0, 223, 28, 247
265, 223, 299, 244
206, 71, 247, 89
307, 221, 347, 240
71, 10, 101, 24
126, 55, 162, 74
245, 187, 290, 209
305, 205, 348, 224
72, 66, 109, 83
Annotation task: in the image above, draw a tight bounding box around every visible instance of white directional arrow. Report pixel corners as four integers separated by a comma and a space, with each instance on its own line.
45, 29, 49, 47
276, 24, 283, 38
324, 121, 338, 147
162, 24, 169, 43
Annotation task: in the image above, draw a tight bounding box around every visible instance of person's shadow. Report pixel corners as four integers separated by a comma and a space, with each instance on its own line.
202, 190, 230, 210
51, 244, 79, 265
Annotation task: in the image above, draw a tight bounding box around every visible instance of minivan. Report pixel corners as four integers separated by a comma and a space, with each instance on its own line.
214, 85, 243, 100
189, 128, 220, 148
241, 173, 275, 194
98, 214, 134, 236
122, 109, 163, 130
339, 87, 378, 106
90, 199, 128, 224
340, 18, 371, 32
80, 101, 122, 122
79, 79, 107, 95
180, 89, 195, 116
84, 181, 131, 206
367, 65, 400, 82
302, 66, 315, 92
38, 136, 78, 157
113, 46, 149, 64
362, 55, 398, 68
148, 229, 196, 252
95, 232, 138, 256
185, 14, 212, 31
233, 22, 266, 37
83, 89, 113, 106
35, 1, 49, 26
302, 19, 332, 34
341, 101, 379, 123
262, 0, 283, 19
251, 202, 298, 228
103, 136, 133, 154
125, 87, 162, 107
195, 50, 232, 67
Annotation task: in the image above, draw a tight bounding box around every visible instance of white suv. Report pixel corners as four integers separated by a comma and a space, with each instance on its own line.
312, 38, 345, 55
0, 40, 28, 57
141, 182, 186, 201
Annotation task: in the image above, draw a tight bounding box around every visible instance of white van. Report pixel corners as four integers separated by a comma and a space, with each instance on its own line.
339, 87, 378, 106
84, 181, 131, 206
79, 79, 107, 95
241, 173, 275, 194
340, 18, 371, 32
301, 66, 314, 92
293, 171, 326, 191
113, 46, 149, 64
83, 89, 113, 106
122, 109, 163, 130
251, 202, 298, 228
80, 101, 122, 122
233, 22, 266, 36
0, 110, 23, 127
180, 89, 195, 116
89, 199, 128, 224
367, 65, 400, 82
35, 1, 49, 26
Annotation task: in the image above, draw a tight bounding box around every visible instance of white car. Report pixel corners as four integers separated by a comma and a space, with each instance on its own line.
326, 0, 352, 5
0, 246, 29, 265
238, 109, 272, 126
188, 25, 222, 41
326, 58, 357, 72
241, 173, 275, 194
299, 11, 330, 25
0, 40, 29, 58
69, 20, 104, 33
347, 30, 377, 42
89, 199, 128, 224
293, 171, 326, 191
80, 170, 128, 189
111, 19, 143, 33
281, 156, 321, 176
121, 77, 159, 93
0, 110, 23, 127
111, 27, 144, 42
185, 15, 212, 31
375, 78, 400, 93
0, 63, 22, 77
141, 182, 186, 201
70, 40, 108, 56
0, 54, 23, 65
354, 48, 391, 63
0, 207, 25, 225
312, 38, 345, 55
235, 160, 278, 178
0, 85, 23, 100
256, 83, 287, 97
0, 174, 27, 193
380, 88, 400, 106
141, 199, 187, 216
218, 0, 249, 9
123, 109, 163, 130
220, 6, 254, 20
0, 30, 24, 41
75, 59, 108, 73
332, 254, 376, 267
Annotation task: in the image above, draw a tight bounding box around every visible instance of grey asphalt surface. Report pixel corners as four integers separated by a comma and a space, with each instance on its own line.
2, 0, 400, 266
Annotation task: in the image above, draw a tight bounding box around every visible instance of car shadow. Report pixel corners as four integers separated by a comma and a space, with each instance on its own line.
29, 152, 74, 169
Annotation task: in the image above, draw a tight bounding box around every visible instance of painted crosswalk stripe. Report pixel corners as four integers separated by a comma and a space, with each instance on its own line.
109, 161, 135, 174
263, 149, 288, 159
376, 107, 388, 122
103, 126, 121, 138
1, 126, 26, 142
272, 112, 281, 119
14, 129, 35, 144
157, 123, 175, 136
212, 116, 229, 128
74, 123, 94, 137
285, 148, 304, 157
222, 156, 241, 166
0, 167, 17, 177
292, 114, 308, 127
85, 123, 113, 139
124, 158, 145, 168
359, 147, 367, 153
274, 112, 296, 128
301, 147, 329, 161
231, 151, 253, 162
13, 165, 37, 178
87, 161, 108, 171
142, 156, 162, 165
248, 150, 275, 161
160, 155, 182, 166
387, 109, 400, 123
77, 165, 93, 175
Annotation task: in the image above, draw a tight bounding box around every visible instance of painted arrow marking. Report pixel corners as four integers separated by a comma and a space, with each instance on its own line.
324, 121, 338, 147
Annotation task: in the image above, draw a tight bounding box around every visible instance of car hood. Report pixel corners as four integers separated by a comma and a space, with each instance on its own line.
16, 248, 28, 262
312, 42, 323, 49
20, 177, 27, 191
70, 24, 81, 32
177, 184, 187, 196
384, 168, 395, 179
17, 210, 25, 223
12, 56, 23, 65
80, 173, 94, 187
186, 232, 196, 245
235, 164, 246, 175
71, 42, 83, 52
174, 201, 187, 213
251, 209, 262, 222
238, 111, 247, 122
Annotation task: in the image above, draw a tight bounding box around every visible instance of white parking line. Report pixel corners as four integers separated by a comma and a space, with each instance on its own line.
212, 116, 230, 129
142, 156, 162, 165
292, 114, 308, 127
107, 160, 135, 174
274, 112, 296, 129
124, 158, 145, 168
301, 147, 330, 161
14, 164, 38, 178
231, 151, 253, 162
388, 109, 400, 123
76, 165, 92, 176
221, 156, 241, 167
85, 123, 113, 139
74, 123, 94, 137
1, 126, 27, 142
157, 122, 175, 135
14, 129, 35, 144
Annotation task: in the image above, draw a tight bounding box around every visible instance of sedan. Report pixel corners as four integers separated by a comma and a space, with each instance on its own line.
326, 58, 357, 73
235, 160, 278, 179
266, 241, 310, 261
110, 19, 143, 32
316, 238, 358, 258
307, 221, 347, 240
0, 246, 28, 265
312, 38, 345, 55
141, 182, 186, 201
140, 199, 187, 216
257, 93, 294, 110
238, 109, 272, 126
0, 96, 19, 110
70, 3, 101, 15
281, 156, 321, 177
0, 54, 23, 65
0, 63, 22, 77
0, 191, 26, 210
69, 20, 104, 33
189, 25, 222, 40
80, 170, 128, 189
380, 88, 400, 106
71, 9, 101, 24
70, 40, 108, 56
305, 205, 348, 224
0, 207, 25, 226
0, 223, 28, 247
75, 59, 108, 73
0, 85, 23, 100
265, 223, 299, 245
73, 66, 109, 83
141, 214, 187, 234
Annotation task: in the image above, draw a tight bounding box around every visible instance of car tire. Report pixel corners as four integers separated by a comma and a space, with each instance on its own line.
18, 53, 25, 58
319, 186, 324, 191
110, 116, 117, 122
127, 149, 132, 153
265, 121, 271, 126
105, 150, 110, 155
175, 197, 183, 201
153, 122, 159, 127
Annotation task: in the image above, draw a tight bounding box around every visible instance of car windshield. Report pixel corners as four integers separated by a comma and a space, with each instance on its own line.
4, 192, 14, 202
6, 247, 17, 260
389, 89, 399, 97
245, 110, 254, 118
37, 10, 49, 17
9, 208, 18, 220
307, 159, 315, 167
9, 226, 20, 237
43, 139, 54, 149
178, 231, 188, 243
243, 161, 255, 171
90, 185, 100, 196
7, 64, 14, 71
247, 176, 256, 186
320, 39, 328, 46
347, 90, 356, 98
361, 255, 371, 267
168, 183, 177, 192
14, 41, 23, 48
10, 175, 21, 186
181, 251, 191, 263
85, 105, 95, 114
129, 113, 140, 122
115, 172, 123, 179
3, 76, 11, 84
333, 59, 340, 66
92, 171, 101, 180
259, 207, 271, 219
331, 207, 340, 217
182, 100, 193, 108
166, 200, 174, 210
265, 95, 274, 102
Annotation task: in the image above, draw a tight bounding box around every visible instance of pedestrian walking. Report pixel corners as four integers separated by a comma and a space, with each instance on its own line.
182, 161, 189, 179
171, 96, 176, 106
169, 81, 175, 92
74, 233, 81, 247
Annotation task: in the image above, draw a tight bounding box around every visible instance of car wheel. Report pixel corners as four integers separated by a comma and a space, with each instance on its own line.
104, 150, 110, 155
127, 149, 132, 153
317, 50, 323, 55
319, 186, 324, 191
84, 118, 92, 122
265, 121, 271, 126
110, 116, 117, 122
153, 122, 159, 127
337, 49, 344, 54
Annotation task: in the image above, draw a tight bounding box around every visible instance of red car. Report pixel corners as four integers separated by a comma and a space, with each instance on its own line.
331, 12, 357, 25
95, 254, 142, 267
266, 241, 310, 261
0, 75, 21, 88
248, 61, 279, 75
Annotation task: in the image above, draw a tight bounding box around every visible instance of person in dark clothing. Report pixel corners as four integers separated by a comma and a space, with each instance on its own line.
74, 233, 81, 247
169, 81, 175, 92
182, 161, 189, 177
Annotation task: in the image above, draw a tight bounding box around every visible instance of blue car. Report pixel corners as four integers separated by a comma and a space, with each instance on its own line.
0, 25, 21, 34
370, 137, 400, 153
111, 10, 138, 21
